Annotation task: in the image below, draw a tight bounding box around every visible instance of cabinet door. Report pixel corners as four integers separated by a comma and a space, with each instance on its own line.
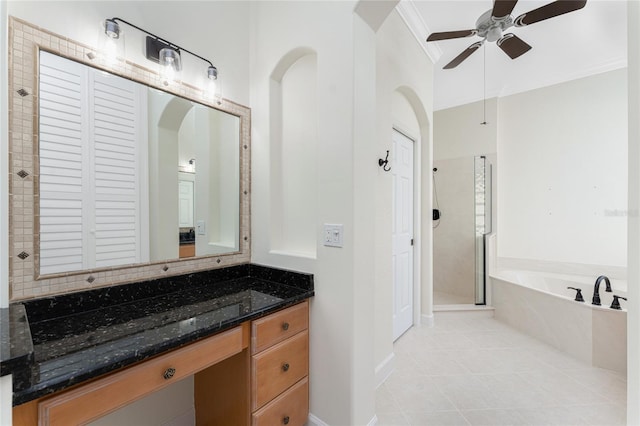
38, 327, 244, 426
252, 330, 308, 410
252, 301, 308, 354
252, 378, 308, 426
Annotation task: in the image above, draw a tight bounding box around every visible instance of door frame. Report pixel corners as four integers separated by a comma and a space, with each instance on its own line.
391, 126, 421, 333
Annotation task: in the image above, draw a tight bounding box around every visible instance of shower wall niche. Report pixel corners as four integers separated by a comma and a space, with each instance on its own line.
433, 155, 492, 305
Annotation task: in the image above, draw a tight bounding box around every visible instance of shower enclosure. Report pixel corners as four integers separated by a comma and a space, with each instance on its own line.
433, 155, 492, 305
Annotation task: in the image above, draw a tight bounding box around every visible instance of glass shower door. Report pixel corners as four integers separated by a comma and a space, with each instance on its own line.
474, 156, 492, 305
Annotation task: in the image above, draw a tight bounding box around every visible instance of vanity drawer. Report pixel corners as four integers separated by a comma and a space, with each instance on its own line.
38, 325, 246, 426
252, 377, 309, 426
252, 301, 308, 354
252, 330, 308, 410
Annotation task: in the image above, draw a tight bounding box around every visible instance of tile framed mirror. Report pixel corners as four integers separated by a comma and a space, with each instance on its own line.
8, 17, 251, 300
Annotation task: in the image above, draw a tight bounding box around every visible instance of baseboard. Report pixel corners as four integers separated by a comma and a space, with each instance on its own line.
421, 313, 434, 327
375, 352, 395, 388
308, 413, 329, 426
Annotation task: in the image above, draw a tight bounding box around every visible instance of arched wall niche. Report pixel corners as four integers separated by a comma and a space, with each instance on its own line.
269, 48, 319, 257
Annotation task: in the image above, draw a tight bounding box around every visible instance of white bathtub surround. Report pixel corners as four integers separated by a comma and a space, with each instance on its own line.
376, 317, 626, 426
491, 269, 627, 374
497, 257, 627, 281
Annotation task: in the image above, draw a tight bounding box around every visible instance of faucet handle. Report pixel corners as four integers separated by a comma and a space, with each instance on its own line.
610, 295, 627, 310
567, 287, 584, 302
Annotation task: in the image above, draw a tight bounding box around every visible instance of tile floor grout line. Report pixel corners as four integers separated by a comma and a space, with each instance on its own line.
376, 316, 626, 426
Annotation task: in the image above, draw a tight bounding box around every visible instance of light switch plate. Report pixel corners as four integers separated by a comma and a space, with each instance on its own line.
323, 224, 344, 248
197, 220, 206, 235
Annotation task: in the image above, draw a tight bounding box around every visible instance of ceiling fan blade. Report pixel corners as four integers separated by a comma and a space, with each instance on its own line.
427, 29, 477, 42
514, 0, 587, 27
492, 0, 519, 18
443, 42, 483, 69
497, 33, 532, 59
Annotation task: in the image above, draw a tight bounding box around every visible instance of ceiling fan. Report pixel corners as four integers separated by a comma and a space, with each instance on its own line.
426, 0, 587, 69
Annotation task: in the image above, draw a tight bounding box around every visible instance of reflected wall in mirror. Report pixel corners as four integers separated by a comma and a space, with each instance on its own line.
8, 17, 250, 300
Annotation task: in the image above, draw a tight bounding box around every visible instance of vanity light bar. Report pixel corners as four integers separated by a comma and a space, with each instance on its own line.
103, 17, 218, 81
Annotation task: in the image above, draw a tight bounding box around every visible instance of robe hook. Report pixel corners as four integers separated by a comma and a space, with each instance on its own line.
378, 151, 391, 172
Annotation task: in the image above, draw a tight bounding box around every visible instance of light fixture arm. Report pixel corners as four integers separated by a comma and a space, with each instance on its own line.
106, 17, 217, 77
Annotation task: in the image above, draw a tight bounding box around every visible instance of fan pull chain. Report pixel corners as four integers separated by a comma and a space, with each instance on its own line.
481, 43, 487, 125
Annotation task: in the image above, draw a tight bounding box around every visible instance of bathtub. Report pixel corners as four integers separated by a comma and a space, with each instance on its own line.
490, 269, 627, 373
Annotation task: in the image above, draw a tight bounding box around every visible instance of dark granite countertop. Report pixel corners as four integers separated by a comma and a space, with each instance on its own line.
0, 263, 313, 406
0, 305, 34, 377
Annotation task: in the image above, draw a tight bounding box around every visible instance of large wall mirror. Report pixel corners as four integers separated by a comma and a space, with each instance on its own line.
8, 17, 250, 300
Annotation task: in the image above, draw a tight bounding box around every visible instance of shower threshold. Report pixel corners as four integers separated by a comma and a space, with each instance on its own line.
433, 304, 495, 320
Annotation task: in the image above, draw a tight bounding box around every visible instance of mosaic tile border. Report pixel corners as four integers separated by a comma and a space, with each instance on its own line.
8, 16, 251, 301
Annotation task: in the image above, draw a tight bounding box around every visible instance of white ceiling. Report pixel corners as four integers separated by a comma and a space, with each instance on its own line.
397, 0, 627, 111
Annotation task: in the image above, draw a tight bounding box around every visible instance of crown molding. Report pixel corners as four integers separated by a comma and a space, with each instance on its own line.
498, 56, 628, 99
434, 58, 628, 111
395, 0, 442, 64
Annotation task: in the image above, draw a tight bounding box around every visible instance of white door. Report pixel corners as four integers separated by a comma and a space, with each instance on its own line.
392, 129, 414, 341
178, 180, 195, 228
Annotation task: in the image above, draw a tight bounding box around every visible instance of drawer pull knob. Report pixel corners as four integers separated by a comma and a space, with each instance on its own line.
163, 368, 176, 380
282, 363, 290, 372
282, 322, 290, 331
283, 415, 290, 425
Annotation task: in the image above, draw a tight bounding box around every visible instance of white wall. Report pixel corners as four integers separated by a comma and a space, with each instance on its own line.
207, 110, 240, 250
1, 0, 8, 311
498, 69, 628, 268
2, 1, 250, 423
271, 53, 318, 257
148, 91, 182, 262
250, 2, 367, 423
1, 2, 437, 425
373, 9, 433, 382
1, 0, 10, 423
6, 1, 250, 105
627, 1, 639, 423
250, 1, 434, 422
434, 98, 498, 162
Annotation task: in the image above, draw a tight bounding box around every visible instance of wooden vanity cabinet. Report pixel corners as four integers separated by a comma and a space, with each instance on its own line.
179, 244, 196, 258
251, 301, 309, 426
12, 301, 310, 426
37, 325, 248, 426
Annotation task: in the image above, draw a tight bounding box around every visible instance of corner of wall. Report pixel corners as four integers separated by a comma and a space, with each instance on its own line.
1, 5, 10, 426
1, 0, 9, 309
307, 413, 330, 426
374, 352, 396, 388
421, 313, 434, 327
626, 1, 640, 423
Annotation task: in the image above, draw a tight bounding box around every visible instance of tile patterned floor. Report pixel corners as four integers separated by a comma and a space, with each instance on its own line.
376, 316, 627, 426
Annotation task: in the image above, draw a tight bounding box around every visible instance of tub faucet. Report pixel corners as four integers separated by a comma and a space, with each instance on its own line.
610, 295, 627, 310
591, 275, 612, 306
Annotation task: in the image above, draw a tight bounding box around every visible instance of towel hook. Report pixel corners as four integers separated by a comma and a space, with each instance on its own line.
378, 151, 391, 172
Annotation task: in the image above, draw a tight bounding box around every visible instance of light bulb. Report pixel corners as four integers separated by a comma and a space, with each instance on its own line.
99, 19, 124, 66
104, 37, 118, 64
158, 47, 181, 86
205, 66, 222, 104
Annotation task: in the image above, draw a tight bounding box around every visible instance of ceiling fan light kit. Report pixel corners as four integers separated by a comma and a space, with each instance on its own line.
427, 0, 588, 69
